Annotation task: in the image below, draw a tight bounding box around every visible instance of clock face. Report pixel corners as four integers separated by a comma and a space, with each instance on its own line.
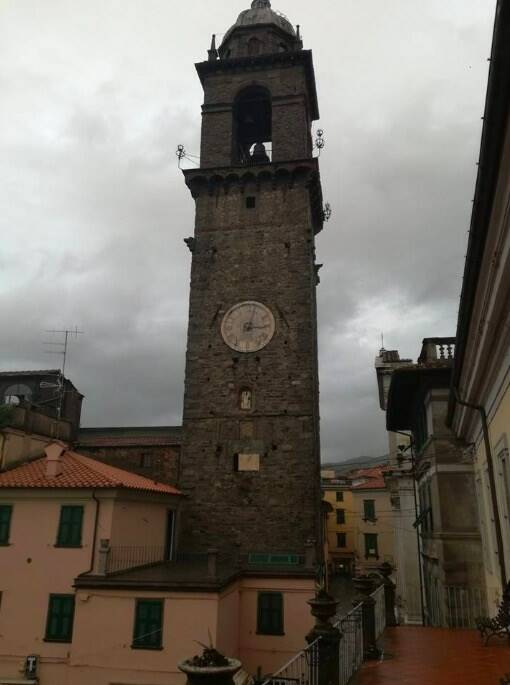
221, 301, 276, 353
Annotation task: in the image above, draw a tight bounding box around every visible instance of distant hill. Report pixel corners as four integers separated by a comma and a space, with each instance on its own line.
322, 454, 389, 475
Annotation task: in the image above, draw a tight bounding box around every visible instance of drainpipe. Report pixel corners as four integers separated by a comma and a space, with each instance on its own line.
453, 390, 507, 591
395, 430, 426, 626
0, 434, 5, 470
84, 492, 101, 575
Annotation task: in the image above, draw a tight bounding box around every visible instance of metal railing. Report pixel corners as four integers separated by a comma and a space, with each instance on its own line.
261, 638, 320, 685
106, 545, 166, 574
335, 605, 363, 685
426, 584, 487, 629
372, 584, 386, 639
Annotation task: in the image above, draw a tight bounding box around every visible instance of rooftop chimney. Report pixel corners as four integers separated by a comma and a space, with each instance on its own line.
45, 441, 66, 478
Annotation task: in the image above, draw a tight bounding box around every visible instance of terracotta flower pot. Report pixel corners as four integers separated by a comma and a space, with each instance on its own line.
178, 658, 242, 685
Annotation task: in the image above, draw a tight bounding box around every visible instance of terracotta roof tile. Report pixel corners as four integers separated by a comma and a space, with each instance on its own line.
351, 465, 390, 490
0, 450, 181, 495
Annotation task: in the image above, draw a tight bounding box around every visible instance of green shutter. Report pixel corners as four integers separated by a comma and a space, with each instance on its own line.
45, 595, 75, 642
57, 506, 83, 547
257, 592, 284, 635
364, 500, 376, 521
364, 533, 379, 558
0, 505, 12, 545
133, 600, 163, 649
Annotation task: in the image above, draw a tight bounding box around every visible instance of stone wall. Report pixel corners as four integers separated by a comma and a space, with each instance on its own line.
199, 57, 313, 167
179, 168, 322, 555
77, 445, 181, 486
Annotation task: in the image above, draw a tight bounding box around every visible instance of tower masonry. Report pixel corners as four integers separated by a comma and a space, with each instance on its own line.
179, 0, 324, 558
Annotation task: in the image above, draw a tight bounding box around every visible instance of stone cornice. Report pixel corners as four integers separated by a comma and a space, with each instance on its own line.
195, 49, 320, 121
183, 158, 324, 234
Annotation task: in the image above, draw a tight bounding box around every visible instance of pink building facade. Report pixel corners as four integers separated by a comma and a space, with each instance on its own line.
0, 444, 314, 684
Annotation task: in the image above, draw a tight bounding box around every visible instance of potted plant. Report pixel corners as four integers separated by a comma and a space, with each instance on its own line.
178, 641, 241, 685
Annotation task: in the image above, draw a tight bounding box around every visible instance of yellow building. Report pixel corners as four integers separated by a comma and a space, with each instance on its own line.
322, 466, 394, 577
350, 467, 395, 575
322, 473, 355, 576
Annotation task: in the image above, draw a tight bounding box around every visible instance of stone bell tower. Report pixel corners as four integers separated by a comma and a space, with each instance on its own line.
179, 0, 324, 559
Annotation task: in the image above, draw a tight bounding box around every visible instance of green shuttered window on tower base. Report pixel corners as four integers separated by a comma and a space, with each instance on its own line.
132, 600, 164, 650
257, 592, 284, 636
45, 595, 75, 643
0, 505, 12, 545
56, 505, 83, 547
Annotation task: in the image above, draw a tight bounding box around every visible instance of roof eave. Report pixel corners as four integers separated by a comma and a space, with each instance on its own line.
448, 0, 510, 425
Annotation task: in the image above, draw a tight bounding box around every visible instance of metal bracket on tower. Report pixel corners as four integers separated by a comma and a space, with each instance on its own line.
314, 129, 325, 155
322, 203, 332, 222
176, 144, 186, 168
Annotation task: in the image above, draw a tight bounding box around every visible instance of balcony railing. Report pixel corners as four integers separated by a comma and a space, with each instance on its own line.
101, 546, 310, 576
426, 584, 487, 629
105, 546, 167, 574
261, 638, 320, 685
418, 337, 456, 364
335, 605, 363, 685
372, 584, 386, 639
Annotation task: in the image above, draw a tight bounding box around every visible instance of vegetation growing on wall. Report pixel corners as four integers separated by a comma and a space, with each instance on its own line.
0, 405, 14, 429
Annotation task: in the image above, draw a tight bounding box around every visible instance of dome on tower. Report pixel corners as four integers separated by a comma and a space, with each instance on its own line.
219, 0, 299, 59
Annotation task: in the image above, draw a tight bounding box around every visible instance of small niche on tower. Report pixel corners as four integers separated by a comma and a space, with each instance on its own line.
233, 86, 272, 165
240, 388, 253, 411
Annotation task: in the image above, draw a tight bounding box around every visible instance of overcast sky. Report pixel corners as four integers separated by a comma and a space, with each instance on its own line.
0, 0, 495, 461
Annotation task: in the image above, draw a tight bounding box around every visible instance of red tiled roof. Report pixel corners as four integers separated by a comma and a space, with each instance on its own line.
0, 450, 181, 495
351, 465, 389, 490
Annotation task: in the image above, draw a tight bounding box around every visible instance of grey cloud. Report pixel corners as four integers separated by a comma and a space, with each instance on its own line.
0, 0, 496, 462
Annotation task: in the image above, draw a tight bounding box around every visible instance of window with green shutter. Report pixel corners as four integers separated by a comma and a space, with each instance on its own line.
56, 506, 83, 547
364, 533, 379, 559
45, 595, 75, 642
257, 592, 284, 635
0, 505, 12, 545
363, 499, 376, 521
337, 532, 346, 548
132, 600, 163, 650
336, 508, 345, 525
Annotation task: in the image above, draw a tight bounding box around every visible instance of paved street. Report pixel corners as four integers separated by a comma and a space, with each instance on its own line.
353, 627, 510, 685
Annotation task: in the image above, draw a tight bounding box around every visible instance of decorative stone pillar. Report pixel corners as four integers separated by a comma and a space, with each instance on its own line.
378, 562, 398, 627
306, 590, 342, 685
353, 576, 380, 660
97, 538, 111, 576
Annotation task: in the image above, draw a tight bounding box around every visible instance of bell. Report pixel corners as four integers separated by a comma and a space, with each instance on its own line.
251, 142, 270, 163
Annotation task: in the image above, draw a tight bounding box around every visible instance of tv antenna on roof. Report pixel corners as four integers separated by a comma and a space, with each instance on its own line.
43, 326, 84, 417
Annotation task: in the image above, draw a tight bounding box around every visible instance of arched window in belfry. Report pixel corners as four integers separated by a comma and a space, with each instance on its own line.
232, 86, 272, 165
3, 383, 32, 405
